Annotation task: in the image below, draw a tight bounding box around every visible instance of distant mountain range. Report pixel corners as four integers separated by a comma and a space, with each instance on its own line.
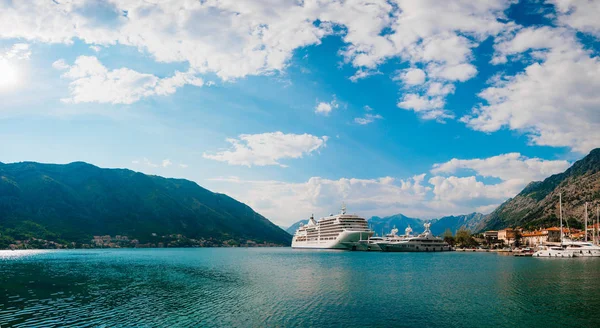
476, 148, 600, 231
0, 161, 291, 246
285, 220, 308, 235
5, 148, 598, 248
285, 212, 485, 236
368, 214, 424, 235
286, 149, 600, 235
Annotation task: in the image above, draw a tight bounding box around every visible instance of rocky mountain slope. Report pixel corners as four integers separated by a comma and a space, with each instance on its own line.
477, 148, 600, 231
429, 213, 486, 235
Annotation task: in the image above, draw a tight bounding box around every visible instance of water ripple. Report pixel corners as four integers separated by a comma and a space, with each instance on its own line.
0, 249, 599, 327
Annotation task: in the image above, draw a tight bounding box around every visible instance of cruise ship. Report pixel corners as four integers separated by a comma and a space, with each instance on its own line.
377, 222, 451, 252
291, 205, 374, 250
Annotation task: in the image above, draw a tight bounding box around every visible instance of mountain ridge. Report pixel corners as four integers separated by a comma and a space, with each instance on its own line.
476, 148, 600, 231
0, 161, 292, 247
285, 212, 485, 236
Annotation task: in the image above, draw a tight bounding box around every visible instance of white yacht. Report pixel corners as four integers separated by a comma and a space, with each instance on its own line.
377, 223, 451, 252
534, 193, 571, 258
291, 205, 374, 250
533, 245, 574, 258
357, 225, 414, 252
533, 193, 599, 258
564, 240, 600, 257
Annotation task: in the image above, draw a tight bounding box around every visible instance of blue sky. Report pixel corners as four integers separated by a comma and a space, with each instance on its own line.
1, 0, 599, 226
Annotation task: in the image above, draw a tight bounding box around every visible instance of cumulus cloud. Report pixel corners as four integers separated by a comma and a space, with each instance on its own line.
4, 43, 31, 60
427, 153, 570, 213
315, 97, 339, 115
431, 152, 571, 182
549, 0, 600, 37
203, 132, 328, 167
0, 1, 512, 116
207, 152, 571, 225
462, 26, 600, 153
397, 94, 454, 122
395, 68, 426, 85
56, 56, 203, 104
208, 174, 432, 226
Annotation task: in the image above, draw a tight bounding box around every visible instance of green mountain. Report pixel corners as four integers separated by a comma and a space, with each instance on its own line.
477, 148, 600, 231
0, 161, 291, 247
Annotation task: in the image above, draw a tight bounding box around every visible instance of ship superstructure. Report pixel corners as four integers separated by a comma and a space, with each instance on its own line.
291, 205, 374, 250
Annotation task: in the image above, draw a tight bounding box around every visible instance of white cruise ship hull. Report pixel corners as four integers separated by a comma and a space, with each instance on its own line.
292, 230, 374, 250
533, 249, 574, 257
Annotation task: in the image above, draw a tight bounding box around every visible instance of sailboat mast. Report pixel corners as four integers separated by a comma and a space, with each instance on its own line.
559, 193, 563, 244
585, 202, 588, 242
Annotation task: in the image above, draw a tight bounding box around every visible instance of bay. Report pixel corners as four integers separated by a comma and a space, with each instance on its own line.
1, 248, 599, 327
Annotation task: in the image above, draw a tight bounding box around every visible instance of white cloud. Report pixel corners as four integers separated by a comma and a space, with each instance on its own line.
354, 114, 383, 125
4, 43, 30, 60
89, 45, 102, 52
349, 69, 381, 82
133, 158, 158, 168
364, 105, 373, 111
431, 153, 570, 182
315, 97, 339, 116
56, 56, 203, 104
549, 0, 600, 37
427, 82, 455, 96
203, 132, 328, 167
396, 68, 426, 85
0, 0, 512, 118
207, 174, 431, 226
52, 59, 69, 70
179, 164, 189, 168
132, 158, 183, 169
397, 94, 454, 121
462, 26, 600, 153
207, 152, 571, 226
428, 175, 520, 205
427, 153, 570, 214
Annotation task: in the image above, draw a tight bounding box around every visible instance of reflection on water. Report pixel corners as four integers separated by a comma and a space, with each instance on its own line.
1, 249, 599, 327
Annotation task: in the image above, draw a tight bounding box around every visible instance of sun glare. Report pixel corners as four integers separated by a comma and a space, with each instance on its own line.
0, 58, 19, 89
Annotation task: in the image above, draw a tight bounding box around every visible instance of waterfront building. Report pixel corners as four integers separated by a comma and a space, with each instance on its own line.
483, 230, 498, 242
522, 230, 548, 246
497, 228, 516, 245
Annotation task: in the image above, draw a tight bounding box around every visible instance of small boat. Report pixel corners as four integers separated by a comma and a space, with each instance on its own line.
513, 248, 534, 257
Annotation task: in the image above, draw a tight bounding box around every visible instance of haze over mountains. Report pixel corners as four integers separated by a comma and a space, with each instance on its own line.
285, 213, 485, 236
1, 148, 598, 246
286, 149, 600, 235
0, 162, 291, 246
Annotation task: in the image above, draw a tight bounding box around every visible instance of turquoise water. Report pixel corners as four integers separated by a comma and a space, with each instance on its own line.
1, 249, 599, 327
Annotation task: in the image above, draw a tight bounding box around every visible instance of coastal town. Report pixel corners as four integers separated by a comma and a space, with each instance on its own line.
472, 224, 600, 249
2, 233, 284, 250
